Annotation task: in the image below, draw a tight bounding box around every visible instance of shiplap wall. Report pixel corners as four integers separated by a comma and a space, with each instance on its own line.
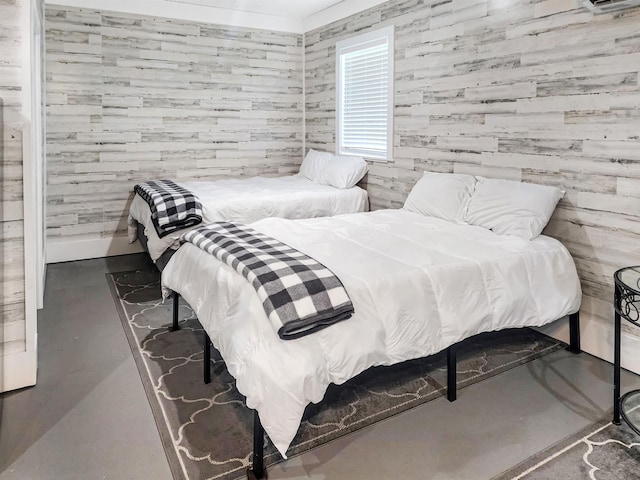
1, 0, 26, 356
45, 6, 303, 249
305, 0, 640, 335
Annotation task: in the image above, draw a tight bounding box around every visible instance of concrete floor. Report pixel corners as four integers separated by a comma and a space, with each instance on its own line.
1, 253, 639, 480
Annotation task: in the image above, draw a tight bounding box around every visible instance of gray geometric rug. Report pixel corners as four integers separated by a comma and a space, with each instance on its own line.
493, 406, 640, 480
108, 268, 567, 480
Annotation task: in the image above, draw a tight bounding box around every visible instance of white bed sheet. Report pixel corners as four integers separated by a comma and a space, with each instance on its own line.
128, 175, 368, 261
161, 209, 581, 457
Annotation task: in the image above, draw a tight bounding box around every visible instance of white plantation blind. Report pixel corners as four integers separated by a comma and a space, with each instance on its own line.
336, 26, 394, 161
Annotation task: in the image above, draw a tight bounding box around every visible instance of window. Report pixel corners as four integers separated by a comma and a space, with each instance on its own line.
336, 26, 394, 161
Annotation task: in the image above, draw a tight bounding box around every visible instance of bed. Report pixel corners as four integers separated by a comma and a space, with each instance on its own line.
128, 151, 369, 268
160, 173, 583, 479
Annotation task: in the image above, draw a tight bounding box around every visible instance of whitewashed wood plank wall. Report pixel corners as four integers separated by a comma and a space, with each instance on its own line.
45, 6, 303, 244
304, 0, 640, 334
0, 0, 26, 355
45, 1, 640, 341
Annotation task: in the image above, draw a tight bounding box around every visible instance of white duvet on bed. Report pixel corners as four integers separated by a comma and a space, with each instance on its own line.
128, 175, 368, 261
161, 209, 581, 457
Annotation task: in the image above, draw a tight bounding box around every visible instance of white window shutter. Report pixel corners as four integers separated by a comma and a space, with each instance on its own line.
336, 26, 394, 161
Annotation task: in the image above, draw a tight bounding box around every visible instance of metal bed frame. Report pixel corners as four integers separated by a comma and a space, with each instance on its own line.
136, 221, 177, 271
170, 290, 580, 480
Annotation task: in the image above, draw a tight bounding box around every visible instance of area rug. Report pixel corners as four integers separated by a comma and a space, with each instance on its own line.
493, 404, 640, 480
108, 268, 567, 480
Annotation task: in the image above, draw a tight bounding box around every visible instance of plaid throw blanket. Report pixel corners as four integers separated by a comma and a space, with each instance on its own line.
134, 180, 203, 238
182, 222, 354, 339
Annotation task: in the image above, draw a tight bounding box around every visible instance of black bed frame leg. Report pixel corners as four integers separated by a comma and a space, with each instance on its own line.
171, 291, 181, 332
247, 410, 267, 480
567, 311, 581, 354
204, 331, 211, 384
447, 345, 457, 402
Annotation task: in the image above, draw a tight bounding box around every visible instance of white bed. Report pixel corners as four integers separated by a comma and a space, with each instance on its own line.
161, 208, 582, 458
128, 175, 368, 262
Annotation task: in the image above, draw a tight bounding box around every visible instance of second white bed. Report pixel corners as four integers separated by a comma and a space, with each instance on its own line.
161, 208, 582, 457
129, 175, 368, 262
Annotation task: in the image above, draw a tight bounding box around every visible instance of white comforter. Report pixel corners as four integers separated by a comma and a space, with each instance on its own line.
161, 209, 582, 457
128, 175, 368, 261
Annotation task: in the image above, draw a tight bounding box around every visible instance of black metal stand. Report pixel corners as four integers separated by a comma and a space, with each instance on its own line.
614, 283, 622, 424
567, 311, 581, 354
447, 345, 456, 402
204, 331, 212, 384
171, 291, 180, 332
246, 410, 267, 479
610, 267, 640, 428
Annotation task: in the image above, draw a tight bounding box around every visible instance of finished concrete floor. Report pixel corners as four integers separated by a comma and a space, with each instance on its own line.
1, 253, 639, 479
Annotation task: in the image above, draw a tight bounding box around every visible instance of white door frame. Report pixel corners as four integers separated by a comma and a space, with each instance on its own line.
32, 0, 46, 310
5, 0, 45, 392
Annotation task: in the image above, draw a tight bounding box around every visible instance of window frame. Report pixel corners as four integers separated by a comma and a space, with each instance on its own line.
335, 25, 395, 162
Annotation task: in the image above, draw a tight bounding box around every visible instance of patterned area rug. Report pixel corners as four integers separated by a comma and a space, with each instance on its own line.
493, 404, 640, 479
108, 269, 566, 480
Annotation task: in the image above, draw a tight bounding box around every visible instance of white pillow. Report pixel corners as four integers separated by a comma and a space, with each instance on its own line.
465, 177, 564, 240
403, 172, 476, 223
319, 155, 368, 189
299, 149, 333, 182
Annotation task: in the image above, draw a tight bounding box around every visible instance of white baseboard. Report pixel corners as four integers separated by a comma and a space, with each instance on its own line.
1, 348, 37, 393
537, 311, 640, 375
47, 236, 144, 264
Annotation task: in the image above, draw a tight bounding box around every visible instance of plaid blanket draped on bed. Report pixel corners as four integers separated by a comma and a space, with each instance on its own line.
134, 180, 203, 238
181, 222, 354, 339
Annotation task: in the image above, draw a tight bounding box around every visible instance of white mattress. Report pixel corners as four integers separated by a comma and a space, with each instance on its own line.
128, 175, 368, 261
161, 209, 582, 457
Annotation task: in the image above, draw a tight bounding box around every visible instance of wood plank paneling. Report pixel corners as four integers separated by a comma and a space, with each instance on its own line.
305, 0, 640, 335
45, 6, 303, 243
0, 0, 25, 353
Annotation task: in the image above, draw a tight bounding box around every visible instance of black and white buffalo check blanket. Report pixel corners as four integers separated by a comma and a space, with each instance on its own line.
181, 222, 354, 339
134, 180, 203, 238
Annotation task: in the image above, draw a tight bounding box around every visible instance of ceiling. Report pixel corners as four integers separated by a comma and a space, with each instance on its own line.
45, 0, 390, 33
163, 0, 346, 18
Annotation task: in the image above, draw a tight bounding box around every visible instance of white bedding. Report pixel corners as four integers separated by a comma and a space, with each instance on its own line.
128, 175, 368, 261
161, 209, 582, 457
